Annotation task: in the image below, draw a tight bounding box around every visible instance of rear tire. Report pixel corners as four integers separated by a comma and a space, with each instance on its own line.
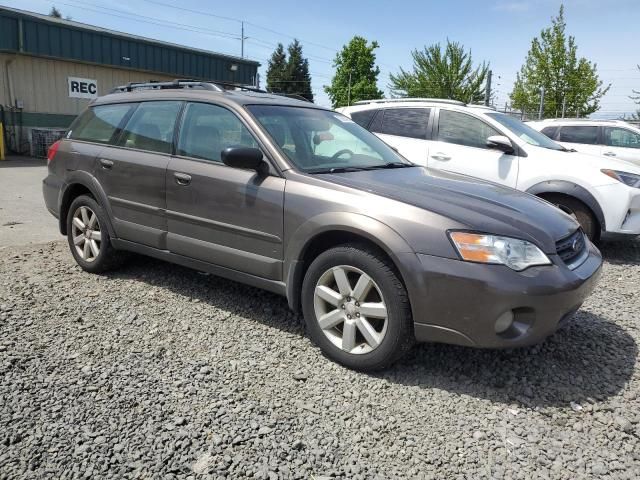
66, 195, 122, 273
542, 194, 600, 243
301, 244, 414, 371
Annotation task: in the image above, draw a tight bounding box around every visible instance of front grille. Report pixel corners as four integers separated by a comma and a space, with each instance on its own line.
556, 229, 586, 267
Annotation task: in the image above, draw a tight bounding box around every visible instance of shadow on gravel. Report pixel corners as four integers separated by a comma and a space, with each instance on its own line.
599, 239, 640, 266
382, 311, 637, 408
104, 254, 636, 409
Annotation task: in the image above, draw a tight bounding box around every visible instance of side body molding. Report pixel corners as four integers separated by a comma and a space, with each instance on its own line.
526, 180, 606, 231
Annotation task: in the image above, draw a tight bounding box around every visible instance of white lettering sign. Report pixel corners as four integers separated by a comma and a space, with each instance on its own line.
68, 77, 98, 99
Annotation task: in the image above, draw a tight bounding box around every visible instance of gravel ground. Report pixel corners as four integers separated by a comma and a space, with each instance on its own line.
0, 240, 639, 479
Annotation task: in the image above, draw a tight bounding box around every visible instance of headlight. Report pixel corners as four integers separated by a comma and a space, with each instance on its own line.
601, 169, 640, 188
449, 232, 551, 271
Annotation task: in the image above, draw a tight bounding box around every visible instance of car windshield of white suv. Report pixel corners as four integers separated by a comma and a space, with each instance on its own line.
487, 112, 567, 151
247, 105, 414, 173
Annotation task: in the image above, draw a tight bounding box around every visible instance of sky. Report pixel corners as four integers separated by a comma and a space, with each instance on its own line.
3, 0, 640, 118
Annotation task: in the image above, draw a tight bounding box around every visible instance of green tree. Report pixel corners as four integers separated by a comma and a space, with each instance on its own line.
325, 36, 383, 108
389, 40, 489, 103
510, 5, 609, 118
265, 43, 287, 94
265, 40, 314, 102
49, 6, 62, 18
284, 40, 314, 102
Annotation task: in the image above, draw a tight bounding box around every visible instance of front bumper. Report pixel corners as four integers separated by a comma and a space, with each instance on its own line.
594, 183, 640, 234
403, 242, 602, 348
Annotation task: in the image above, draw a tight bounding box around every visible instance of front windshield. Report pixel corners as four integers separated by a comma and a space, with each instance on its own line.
487, 112, 566, 151
246, 105, 413, 172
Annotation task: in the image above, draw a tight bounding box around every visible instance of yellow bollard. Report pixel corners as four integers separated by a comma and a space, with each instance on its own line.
0, 122, 5, 160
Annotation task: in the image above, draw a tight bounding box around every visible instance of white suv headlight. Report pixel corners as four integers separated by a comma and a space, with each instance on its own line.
601, 169, 640, 188
449, 232, 551, 271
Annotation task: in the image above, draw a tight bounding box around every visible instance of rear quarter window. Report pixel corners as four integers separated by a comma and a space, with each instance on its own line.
350, 109, 379, 129
68, 104, 133, 144
540, 126, 558, 139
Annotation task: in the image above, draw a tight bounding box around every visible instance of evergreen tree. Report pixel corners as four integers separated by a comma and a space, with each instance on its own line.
325, 36, 383, 108
284, 40, 314, 102
389, 40, 488, 103
510, 5, 609, 118
265, 43, 287, 94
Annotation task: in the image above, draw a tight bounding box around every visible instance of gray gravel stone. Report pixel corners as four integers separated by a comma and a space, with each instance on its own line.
1, 240, 639, 478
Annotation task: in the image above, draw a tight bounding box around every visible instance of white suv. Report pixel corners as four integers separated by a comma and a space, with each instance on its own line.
337, 99, 640, 241
528, 119, 640, 167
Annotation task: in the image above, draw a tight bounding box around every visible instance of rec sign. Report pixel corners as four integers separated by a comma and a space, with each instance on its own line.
68, 77, 98, 99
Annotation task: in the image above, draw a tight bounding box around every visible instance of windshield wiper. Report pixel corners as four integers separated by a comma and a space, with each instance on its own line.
361, 162, 414, 170
307, 166, 368, 174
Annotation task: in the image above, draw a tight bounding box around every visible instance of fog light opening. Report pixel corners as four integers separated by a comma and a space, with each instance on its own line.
495, 310, 514, 334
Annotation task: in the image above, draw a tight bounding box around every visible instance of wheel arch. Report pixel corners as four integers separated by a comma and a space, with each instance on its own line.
284, 213, 416, 314
59, 171, 116, 238
526, 180, 606, 231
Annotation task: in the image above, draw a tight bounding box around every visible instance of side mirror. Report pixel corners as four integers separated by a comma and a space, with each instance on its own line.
486, 135, 515, 154
221, 147, 266, 171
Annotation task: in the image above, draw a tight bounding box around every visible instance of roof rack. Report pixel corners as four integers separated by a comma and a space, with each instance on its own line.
109, 79, 266, 94
547, 118, 625, 123
353, 97, 466, 106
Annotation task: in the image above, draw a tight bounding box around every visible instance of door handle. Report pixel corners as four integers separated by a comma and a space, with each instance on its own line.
431, 153, 451, 161
174, 172, 192, 186
603, 151, 617, 157
99, 159, 114, 169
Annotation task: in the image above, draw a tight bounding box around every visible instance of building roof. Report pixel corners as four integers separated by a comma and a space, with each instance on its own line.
0, 6, 259, 85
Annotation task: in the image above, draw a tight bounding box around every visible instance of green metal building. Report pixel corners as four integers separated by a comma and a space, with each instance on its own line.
0, 6, 259, 155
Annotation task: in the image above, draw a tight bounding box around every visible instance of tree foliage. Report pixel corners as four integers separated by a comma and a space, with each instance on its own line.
49, 6, 62, 18
324, 36, 383, 108
265, 40, 313, 102
510, 5, 609, 118
389, 40, 489, 103
265, 44, 287, 94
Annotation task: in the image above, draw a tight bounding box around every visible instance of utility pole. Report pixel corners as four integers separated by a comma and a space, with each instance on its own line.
484, 70, 492, 106
241, 22, 244, 58
538, 87, 545, 119
347, 70, 352, 106
561, 95, 566, 118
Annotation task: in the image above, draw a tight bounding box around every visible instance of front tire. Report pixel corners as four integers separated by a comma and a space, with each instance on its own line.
543, 194, 600, 243
301, 244, 414, 371
66, 195, 122, 273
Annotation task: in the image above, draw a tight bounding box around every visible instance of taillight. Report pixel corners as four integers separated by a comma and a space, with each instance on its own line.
47, 140, 61, 165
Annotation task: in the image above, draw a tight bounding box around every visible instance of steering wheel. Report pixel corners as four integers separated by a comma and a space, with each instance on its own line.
331, 149, 354, 160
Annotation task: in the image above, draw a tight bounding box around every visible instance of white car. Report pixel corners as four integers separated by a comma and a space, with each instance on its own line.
528, 119, 640, 167
337, 99, 640, 241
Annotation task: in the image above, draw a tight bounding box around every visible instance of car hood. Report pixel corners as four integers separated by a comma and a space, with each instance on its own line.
325, 166, 579, 253
527, 145, 640, 175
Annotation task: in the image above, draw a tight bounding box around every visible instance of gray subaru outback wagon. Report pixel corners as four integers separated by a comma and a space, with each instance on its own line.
43, 81, 602, 371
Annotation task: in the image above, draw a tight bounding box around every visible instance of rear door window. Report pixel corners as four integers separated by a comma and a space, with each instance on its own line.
69, 104, 133, 144
373, 108, 431, 139
558, 126, 599, 145
604, 127, 640, 149
118, 101, 183, 154
177, 102, 259, 163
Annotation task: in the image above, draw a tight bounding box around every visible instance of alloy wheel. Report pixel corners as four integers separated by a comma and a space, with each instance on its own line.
313, 265, 388, 354
71, 206, 102, 262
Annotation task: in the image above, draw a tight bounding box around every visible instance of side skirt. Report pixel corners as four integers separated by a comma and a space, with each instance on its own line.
111, 239, 287, 297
